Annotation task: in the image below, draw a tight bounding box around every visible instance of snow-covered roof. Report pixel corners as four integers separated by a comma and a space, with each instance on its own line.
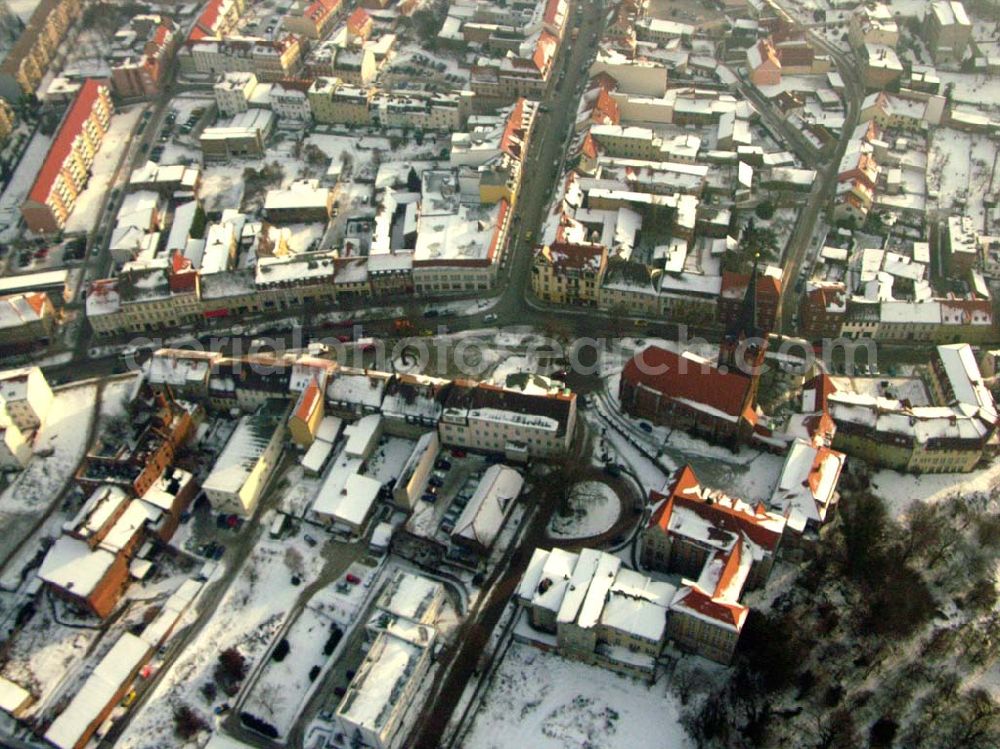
203, 409, 280, 495
344, 414, 382, 458
37, 536, 116, 597
375, 570, 444, 624
769, 439, 845, 531
0, 677, 31, 715
45, 633, 151, 749
451, 464, 523, 551
936, 343, 997, 422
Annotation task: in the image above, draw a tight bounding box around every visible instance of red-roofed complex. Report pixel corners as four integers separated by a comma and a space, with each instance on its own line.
642, 465, 787, 663
619, 346, 760, 448
470, 31, 560, 101
346, 7, 373, 41
21, 80, 114, 234
284, 0, 342, 40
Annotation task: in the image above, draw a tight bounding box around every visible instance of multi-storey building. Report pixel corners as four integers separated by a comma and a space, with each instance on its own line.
110, 16, 178, 98
924, 0, 972, 64
308, 77, 372, 125
531, 242, 607, 306
283, 0, 342, 40
20, 80, 114, 234
0, 292, 57, 349
0, 0, 81, 101
438, 379, 576, 460
188, 35, 302, 81
517, 547, 676, 678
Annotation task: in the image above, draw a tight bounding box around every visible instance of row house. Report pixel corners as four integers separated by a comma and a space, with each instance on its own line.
110, 16, 179, 98
283, 0, 342, 40
188, 35, 302, 82
0, 292, 57, 349
308, 77, 373, 125
187, 0, 246, 42
20, 80, 114, 234
531, 241, 607, 306
0, 0, 81, 101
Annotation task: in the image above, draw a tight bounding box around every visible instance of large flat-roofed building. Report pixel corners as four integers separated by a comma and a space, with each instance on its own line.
335, 624, 436, 749
516, 546, 675, 678
20, 80, 114, 233
199, 108, 274, 161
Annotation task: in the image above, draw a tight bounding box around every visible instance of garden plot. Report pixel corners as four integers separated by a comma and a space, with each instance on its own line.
114, 530, 328, 749
241, 594, 340, 738
0, 383, 97, 560
928, 128, 997, 231
547, 481, 620, 540
463, 643, 692, 749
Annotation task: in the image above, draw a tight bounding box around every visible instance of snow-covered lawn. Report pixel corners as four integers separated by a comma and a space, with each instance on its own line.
364, 437, 417, 485
548, 481, 619, 539
928, 128, 997, 232
64, 105, 148, 234
464, 643, 693, 749
0, 383, 97, 561
115, 530, 328, 749
872, 458, 1000, 521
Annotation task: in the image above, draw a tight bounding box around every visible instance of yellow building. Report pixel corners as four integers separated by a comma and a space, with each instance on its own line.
288, 377, 324, 447
308, 77, 372, 126
531, 242, 607, 306
0, 0, 80, 101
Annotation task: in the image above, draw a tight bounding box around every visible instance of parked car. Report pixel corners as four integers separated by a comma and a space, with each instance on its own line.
429, 476, 443, 488
639, 422, 653, 433
435, 458, 451, 470
303, 534, 318, 547
345, 573, 361, 585
450, 448, 467, 458
423, 309, 440, 318
483, 313, 498, 323
421, 493, 437, 503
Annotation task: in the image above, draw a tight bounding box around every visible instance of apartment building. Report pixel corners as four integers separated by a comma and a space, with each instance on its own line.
371, 89, 475, 132
110, 16, 178, 98
213, 71, 259, 115
822, 344, 998, 473
308, 77, 373, 125
188, 0, 246, 42
199, 108, 274, 160
0, 0, 81, 101
438, 379, 577, 460
531, 242, 607, 306
188, 35, 302, 81
283, 0, 342, 40
925, 0, 972, 64
848, 3, 899, 49
517, 547, 675, 678
0, 366, 53, 432
0, 292, 57, 349
641, 465, 786, 663
21, 80, 114, 234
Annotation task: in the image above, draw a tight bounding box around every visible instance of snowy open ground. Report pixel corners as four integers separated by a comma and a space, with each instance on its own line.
872, 457, 1000, 521
116, 529, 328, 748
464, 642, 692, 749
547, 481, 619, 539
0, 383, 97, 561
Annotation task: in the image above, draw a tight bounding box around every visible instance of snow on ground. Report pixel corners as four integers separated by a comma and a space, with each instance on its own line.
278, 466, 321, 517
872, 458, 1000, 521
928, 128, 997, 233
0, 597, 100, 716
242, 596, 337, 737
488, 353, 538, 385
64, 104, 147, 234
547, 481, 619, 539
283, 222, 326, 253
200, 164, 248, 215
364, 437, 416, 485
115, 530, 328, 749
8, 0, 41, 22
0, 131, 53, 240
936, 71, 1000, 111
463, 642, 693, 749
0, 383, 97, 561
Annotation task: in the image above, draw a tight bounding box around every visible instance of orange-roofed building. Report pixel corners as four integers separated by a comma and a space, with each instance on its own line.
346, 7, 373, 41
619, 346, 760, 448
21, 80, 114, 234
640, 465, 787, 663
284, 0, 342, 40
747, 38, 781, 86
288, 376, 325, 446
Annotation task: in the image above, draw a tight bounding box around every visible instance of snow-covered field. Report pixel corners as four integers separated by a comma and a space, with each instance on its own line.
873, 458, 1000, 521
464, 643, 692, 749
0, 383, 97, 561
928, 128, 998, 233
548, 481, 620, 539
115, 529, 328, 748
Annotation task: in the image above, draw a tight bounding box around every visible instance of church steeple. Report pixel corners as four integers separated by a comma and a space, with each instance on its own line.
719, 227, 765, 375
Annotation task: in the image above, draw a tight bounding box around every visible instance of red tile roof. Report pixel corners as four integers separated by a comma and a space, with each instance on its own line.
28, 79, 107, 205
542, 241, 605, 270
720, 270, 781, 301
543, 0, 565, 28
294, 377, 322, 422
622, 346, 754, 420
579, 131, 599, 159
674, 585, 747, 629
499, 98, 527, 160
648, 464, 784, 552
347, 7, 371, 33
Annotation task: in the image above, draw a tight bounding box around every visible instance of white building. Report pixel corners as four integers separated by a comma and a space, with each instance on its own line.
202, 403, 286, 515
214, 71, 258, 116
0, 366, 53, 431
450, 464, 524, 555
